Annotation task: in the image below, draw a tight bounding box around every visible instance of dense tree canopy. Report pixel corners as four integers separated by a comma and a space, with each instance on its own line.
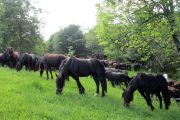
84, 27, 104, 58
96, 0, 179, 75
0, 0, 46, 54
47, 25, 87, 57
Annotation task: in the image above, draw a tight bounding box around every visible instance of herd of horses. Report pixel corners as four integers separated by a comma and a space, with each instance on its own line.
0, 47, 180, 111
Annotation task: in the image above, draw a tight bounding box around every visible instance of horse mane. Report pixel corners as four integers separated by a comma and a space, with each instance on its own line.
18, 53, 28, 64
59, 57, 71, 80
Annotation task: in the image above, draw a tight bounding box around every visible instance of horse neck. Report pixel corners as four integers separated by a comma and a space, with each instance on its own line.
62, 58, 72, 79
127, 81, 138, 94
19, 55, 26, 64
62, 65, 69, 79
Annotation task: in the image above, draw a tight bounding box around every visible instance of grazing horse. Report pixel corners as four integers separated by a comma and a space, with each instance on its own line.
13, 51, 20, 67
168, 86, 180, 103
29, 54, 39, 71
105, 67, 128, 75
1, 49, 10, 67
38, 54, 67, 79
133, 62, 141, 71
56, 57, 107, 97
122, 73, 170, 111
1, 47, 18, 67
4, 47, 20, 68
16, 53, 39, 71
105, 71, 131, 87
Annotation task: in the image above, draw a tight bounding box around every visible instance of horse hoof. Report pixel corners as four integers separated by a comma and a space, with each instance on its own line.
151, 107, 154, 111
94, 93, 99, 97
79, 91, 85, 94
101, 94, 105, 97
165, 106, 169, 110
56, 92, 60, 95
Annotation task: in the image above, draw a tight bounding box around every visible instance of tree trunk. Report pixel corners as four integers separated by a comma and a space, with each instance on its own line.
167, 0, 180, 54
172, 33, 180, 53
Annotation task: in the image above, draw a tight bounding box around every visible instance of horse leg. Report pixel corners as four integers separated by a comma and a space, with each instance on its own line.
71, 74, 85, 94
49, 68, 53, 79
92, 76, 100, 96
156, 92, 162, 109
40, 68, 43, 77
97, 76, 106, 97
111, 80, 115, 87
124, 81, 128, 87
138, 90, 148, 101
25, 65, 28, 71
146, 93, 155, 111
138, 90, 153, 110
40, 63, 44, 77
28, 62, 31, 71
46, 69, 49, 80
44, 64, 49, 80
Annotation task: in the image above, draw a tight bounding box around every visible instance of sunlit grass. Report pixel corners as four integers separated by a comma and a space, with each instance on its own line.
0, 67, 179, 120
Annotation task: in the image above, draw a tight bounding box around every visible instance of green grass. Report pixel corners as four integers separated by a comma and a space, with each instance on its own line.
0, 67, 179, 120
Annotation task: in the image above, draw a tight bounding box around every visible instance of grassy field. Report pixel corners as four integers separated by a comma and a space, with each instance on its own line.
0, 67, 179, 120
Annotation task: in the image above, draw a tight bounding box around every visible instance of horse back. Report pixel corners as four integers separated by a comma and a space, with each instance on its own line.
136, 73, 168, 92
43, 54, 66, 67
69, 57, 105, 77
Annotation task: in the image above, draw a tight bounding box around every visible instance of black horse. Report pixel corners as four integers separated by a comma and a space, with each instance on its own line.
56, 57, 107, 97
29, 54, 39, 71
123, 73, 170, 111
1, 49, 10, 67
0, 53, 2, 66
16, 53, 39, 71
37, 54, 67, 79
105, 67, 128, 75
1, 48, 14, 67
2, 47, 20, 68
105, 71, 131, 87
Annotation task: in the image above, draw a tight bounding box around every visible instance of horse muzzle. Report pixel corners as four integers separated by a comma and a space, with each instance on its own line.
124, 102, 130, 108
56, 88, 63, 95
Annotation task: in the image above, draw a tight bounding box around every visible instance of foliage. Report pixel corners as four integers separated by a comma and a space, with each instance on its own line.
34, 39, 48, 56
47, 24, 87, 57
47, 31, 59, 53
67, 46, 75, 57
84, 27, 104, 58
0, 0, 45, 53
96, 0, 180, 72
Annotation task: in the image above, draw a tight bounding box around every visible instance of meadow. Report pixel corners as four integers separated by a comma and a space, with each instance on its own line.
0, 67, 179, 120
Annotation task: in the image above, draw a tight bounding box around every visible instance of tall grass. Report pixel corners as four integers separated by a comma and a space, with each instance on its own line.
0, 67, 179, 120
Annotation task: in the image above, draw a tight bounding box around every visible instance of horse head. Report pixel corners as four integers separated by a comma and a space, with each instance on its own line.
122, 88, 133, 108
16, 62, 22, 71
56, 71, 68, 95
6, 47, 14, 58
56, 58, 69, 95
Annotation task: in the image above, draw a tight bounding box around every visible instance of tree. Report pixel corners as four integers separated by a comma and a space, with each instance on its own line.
0, 0, 44, 53
84, 27, 104, 58
47, 31, 59, 53
96, 0, 180, 74
55, 24, 87, 57
134, 0, 180, 53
